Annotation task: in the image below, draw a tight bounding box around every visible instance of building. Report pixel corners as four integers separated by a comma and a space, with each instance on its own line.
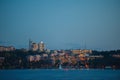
0, 46, 15, 52
31, 43, 38, 51
72, 49, 92, 61
38, 41, 45, 52
27, 55, 34, 62
27, 55, 41, 62
34, 55, 41, 61
72, 49, 92, 54
42, 53, 48, 58
29, 40, 45, 52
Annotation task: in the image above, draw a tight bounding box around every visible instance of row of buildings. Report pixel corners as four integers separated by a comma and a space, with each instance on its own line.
27, 49, 93, 63
27, 40, 93, 63
0, 46, 15, 52
0, 40, 45, 52
29, 40, 45, 52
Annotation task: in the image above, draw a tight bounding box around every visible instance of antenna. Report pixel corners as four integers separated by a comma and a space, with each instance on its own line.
84, 41, 87, 50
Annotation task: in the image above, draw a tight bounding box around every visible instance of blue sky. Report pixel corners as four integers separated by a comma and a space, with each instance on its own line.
0, 0, 120, 50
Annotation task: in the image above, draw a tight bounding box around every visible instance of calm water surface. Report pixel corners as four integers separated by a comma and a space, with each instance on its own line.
0, 69, 120, 80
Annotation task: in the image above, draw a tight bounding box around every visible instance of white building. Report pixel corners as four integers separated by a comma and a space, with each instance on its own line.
29, 40, 45, 52
27, 55, 34, 62
38, 41, 45, 52
27, 55, 41, 62
34, 55, 41, 61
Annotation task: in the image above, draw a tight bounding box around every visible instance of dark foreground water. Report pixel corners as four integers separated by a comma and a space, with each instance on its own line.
0, 69, 120, 80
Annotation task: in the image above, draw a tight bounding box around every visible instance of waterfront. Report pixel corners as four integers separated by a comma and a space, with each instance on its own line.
0, 69, 120, 80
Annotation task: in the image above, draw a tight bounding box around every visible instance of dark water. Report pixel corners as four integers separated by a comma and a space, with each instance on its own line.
0, 69, 120, 80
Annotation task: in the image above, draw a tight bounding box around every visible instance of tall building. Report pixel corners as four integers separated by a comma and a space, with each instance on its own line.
29, 40, 45, 52
38, 41, 45, 52
31, 43, 38, 51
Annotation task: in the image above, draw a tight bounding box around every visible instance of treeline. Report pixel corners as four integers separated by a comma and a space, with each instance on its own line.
0, 50, 54, 69
89, 50, 120, 69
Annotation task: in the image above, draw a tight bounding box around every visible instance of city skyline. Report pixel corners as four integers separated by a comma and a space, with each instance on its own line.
0, 0, 120, 50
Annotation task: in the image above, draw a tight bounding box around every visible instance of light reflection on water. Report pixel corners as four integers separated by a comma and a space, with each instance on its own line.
0, 69, 120, 80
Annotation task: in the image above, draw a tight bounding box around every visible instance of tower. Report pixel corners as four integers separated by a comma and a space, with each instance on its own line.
29, 39, 33, 51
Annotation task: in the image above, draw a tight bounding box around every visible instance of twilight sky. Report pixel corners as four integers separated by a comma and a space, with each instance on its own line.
0, 0, 120, 50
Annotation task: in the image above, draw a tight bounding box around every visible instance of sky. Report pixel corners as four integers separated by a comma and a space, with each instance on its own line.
0, 0, 120, 50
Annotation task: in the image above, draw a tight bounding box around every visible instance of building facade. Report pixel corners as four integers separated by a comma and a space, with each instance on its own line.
31, 43, 38, 51
38, 41, 45, 52
0, 46, 15, 52
29, 40, 45, 52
